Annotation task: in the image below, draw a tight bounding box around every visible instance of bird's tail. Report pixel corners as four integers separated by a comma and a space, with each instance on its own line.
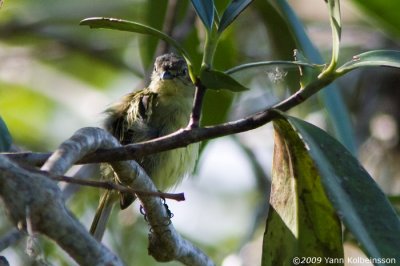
90, 189, 116, 241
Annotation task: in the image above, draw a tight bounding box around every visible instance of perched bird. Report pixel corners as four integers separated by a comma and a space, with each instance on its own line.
90, 53, 199, 240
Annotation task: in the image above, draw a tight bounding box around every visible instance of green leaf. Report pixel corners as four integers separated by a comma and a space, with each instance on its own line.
190, 0, 215, 31
274, 112, 400, 261
218, 0, 254, 33
274, 0, 356, 155
0, 116, 12, 152
80, 17, 192, 67
262, 116, 343, 266
200, 69, 248, 92
336, 50, 400, 75
225, 60, 322, 75
325, 0, 341, 72
200, 27, 237, 127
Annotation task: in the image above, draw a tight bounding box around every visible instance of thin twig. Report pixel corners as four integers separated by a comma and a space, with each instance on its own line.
48, 173, 185, 201
188, 78, 207, 128
4, 73, 336, 166
20, 162, 184, 201
0, 155, 124, 266
62, 164, 99, 200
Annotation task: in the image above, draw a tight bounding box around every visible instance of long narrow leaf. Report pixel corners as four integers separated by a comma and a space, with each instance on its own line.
80, 17, 192, 67
326, 0, 341, 71
225, 60, 322, 75
200, 27, 238, 127
218, 0, 254, 33
274, 112, 400, 261
190, 0, 214, 30
275, 0, 356, 155
336, 50, 400, 75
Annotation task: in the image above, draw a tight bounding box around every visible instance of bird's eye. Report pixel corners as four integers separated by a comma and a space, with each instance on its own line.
182, 68, 187, 76
154, 67, 157, 72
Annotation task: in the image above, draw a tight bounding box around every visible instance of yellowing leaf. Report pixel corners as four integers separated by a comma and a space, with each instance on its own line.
262, 116, 343, 265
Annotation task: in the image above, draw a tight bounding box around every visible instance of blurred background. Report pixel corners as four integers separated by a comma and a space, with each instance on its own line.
0, 0, 399, 265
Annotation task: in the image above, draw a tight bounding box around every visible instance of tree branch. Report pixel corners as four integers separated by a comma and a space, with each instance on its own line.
110, 160, 214, 265
0, 155, 123, 266
4, 107, 279, 166
47, 172, 185, 201
0, 52, 337, 265
4, 73, 335, 167
38, 127, 214, 265
188, 78, 207, 128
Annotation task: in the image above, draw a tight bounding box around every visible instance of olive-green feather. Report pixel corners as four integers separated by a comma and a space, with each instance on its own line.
90, 53, 199, 241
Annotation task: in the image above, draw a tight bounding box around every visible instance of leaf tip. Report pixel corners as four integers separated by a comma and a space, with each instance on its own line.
79, 17, 99, 26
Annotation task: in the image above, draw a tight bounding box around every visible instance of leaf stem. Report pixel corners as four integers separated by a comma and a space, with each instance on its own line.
319, 0, 341, 77
201, 31, 218, 69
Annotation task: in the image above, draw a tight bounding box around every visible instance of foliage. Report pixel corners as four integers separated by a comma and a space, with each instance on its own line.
1, 0, 400, 265
0, 116, 11, 152
266, 112, 400, 264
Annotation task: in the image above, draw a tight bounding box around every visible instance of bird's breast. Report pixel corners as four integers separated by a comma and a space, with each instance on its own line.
146, 94, 198, 189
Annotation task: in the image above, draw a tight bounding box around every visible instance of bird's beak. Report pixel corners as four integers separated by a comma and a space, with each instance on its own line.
160, 71, 174, 80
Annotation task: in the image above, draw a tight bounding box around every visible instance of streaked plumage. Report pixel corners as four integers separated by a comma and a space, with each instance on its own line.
90, 53, 199, 240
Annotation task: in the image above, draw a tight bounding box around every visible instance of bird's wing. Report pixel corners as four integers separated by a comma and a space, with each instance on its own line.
103, 89, 159, 209
104, 89, 159, 145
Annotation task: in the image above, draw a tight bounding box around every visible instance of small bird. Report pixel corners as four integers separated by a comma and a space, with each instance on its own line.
90, 53, 199, 240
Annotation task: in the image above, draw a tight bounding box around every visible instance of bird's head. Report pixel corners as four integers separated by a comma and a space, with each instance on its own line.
149, 53, 193, 95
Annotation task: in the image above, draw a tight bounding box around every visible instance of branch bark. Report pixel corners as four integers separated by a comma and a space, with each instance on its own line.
0, 54, 336, 265
188, 78, 207, 128
50, 174, 185, 201
110, 160, 214, 265
0, 155, 123, 266
4, 127, 214, 265
4, 74, 334, 167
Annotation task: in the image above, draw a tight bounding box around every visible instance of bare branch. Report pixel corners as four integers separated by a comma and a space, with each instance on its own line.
110, 160, 215, 265
61, 164, 99, 200
188, 78, 207, 128
4, 73, 335, 167
4, 106, 279, 166
48, 172, 185, 201
38, 127, 214, 265
0, 155, 123, 266
41, 127, 120, 175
